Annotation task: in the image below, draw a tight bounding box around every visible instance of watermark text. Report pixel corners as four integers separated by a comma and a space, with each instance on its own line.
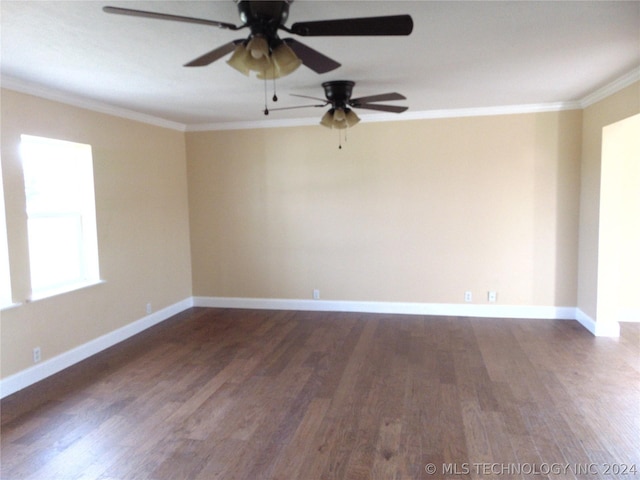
425, 462, 638, 476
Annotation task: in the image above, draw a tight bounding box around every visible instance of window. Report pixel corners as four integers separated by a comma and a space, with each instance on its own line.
21, 135, 100, 299
0, 161, 12, 307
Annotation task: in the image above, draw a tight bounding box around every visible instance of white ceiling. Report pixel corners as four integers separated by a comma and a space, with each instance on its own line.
2, 1, 639, 129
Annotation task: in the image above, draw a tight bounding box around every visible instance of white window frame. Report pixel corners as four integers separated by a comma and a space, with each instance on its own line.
21, 135, 101, 300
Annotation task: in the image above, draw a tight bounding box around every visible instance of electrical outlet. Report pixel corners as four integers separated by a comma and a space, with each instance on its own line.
146, 303, 152, 314
464, 291, 473, 302
488, 291, 497, 303
33, 347, 41, 364
313, 289, 320, 300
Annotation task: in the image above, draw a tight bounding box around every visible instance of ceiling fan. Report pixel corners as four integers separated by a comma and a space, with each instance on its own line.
269, 81, 408, 129
103, 0, 413, 79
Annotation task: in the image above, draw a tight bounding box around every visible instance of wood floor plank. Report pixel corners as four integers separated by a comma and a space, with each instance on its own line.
268, 398, 332, 480
305, 318, 381, 480
1, 309, 639, 480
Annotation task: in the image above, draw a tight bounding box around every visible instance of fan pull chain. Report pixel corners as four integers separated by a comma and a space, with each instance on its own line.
263, 76, 269, 115
338, 129, 342, 149
272, 77, 278, 102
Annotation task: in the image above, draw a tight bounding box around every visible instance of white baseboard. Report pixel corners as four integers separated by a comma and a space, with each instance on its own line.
193, 296, 577, 321
575, 308, 621, 337
1, 297, 622, 398
0, 297, 194, 399
197, 296, 627, 336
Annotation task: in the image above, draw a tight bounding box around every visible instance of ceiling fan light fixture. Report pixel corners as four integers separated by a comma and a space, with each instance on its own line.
333, 108, 349, 129
256, 45, 301, 79
320, 107, 360, 129
246, 35, 269, 59
245, 54, 271, 72
320, 109, 335, 128
345, 108, 360, 127
333, 107, 346, 123
224, 35, 272, 74
271, 42, 302, 77
226, 44, 251, 75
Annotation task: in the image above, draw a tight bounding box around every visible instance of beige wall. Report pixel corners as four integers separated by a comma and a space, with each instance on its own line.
577, 82, 640, 322
2, 79, 632, 383
1, 89, 193, 378
187, 111, 582, 306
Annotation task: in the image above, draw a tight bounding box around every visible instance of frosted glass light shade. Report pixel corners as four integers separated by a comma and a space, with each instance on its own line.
332, 108, 348, 129
272, 42, 302, 76
345, 109, 360, 127
226, 45, 251, 76
246, 35, 269, 59
257, 42, 302, 79
320, 108, 361, 129
320, 109, 335, 128
229, 36, 271, 75
228, 36, 302, 79
244, 52, 271, 73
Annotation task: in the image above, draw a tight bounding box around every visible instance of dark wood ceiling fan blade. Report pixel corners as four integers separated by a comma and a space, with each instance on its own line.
102, 6, 241, 30
290, 15, 413, 36
284, 39, 341, 74
290, 93, 328, 103
354, 104, 409, 113
351, 92, 406, 104
268, 104, 327, 112
184, 40, 244, 67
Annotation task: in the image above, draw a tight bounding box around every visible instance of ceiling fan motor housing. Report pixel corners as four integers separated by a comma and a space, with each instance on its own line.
237, 1, 290, 37
322, 81, 355, 109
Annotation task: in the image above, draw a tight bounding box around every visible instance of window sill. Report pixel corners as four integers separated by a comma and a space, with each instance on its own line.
28, 279, 106, 303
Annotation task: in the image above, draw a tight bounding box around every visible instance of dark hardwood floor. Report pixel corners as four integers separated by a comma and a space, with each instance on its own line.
1, 308, 639, 479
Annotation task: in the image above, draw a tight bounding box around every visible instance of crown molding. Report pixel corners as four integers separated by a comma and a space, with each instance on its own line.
186, 116, 320, 132
185, 101, 582, 132
579, 66, 640, 108
3, 67, 638, 133
359, 101, 582, 123
1, 76, 187, 132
